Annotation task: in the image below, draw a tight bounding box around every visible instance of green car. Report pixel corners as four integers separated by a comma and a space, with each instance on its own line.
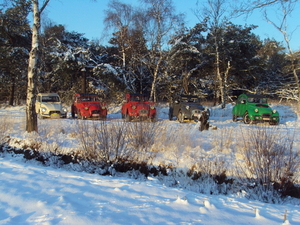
232, 94, 279, 125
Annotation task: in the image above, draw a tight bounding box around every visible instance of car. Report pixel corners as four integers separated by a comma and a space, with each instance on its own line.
232, 94, 279, 125
35, 93, 67, 119
121, 93, 156, 122
71, 93, 107, 119
169, 95, 210, 131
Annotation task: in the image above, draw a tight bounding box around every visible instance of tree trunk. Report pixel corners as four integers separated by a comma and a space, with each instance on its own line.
215, 44, 224, 107
26, 0, 40, 133
81, 68, 86, 93
9, 76, 15, 106
150, 57, 162, 102
222, 60, 231, 108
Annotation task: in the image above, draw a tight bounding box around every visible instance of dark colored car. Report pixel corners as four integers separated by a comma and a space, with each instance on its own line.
169, 95, 210, 131
232, 94, 279, 125
121, 93, 156, 122
71, 93, 107, 119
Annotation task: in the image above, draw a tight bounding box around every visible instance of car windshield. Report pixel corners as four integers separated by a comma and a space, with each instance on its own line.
130, 95, 145, 101
181, 97, 199, 103
42, 96, 60, 102
189, 98, 199, 103
80, 96, 98, 101
248, 98, 267, 103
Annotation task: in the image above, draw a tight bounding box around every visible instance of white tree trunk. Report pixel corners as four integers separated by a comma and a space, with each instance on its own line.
26, 0, 40, 133
26, 0, 50, 132
215, 44, 225, 107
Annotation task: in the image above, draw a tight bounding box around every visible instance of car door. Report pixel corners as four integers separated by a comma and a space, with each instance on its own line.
172, 99, 181, 117
236, 96, 247, 116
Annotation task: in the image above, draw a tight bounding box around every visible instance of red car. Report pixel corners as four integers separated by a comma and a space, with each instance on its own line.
71, 93, 107, 119
121, 93, 156, 122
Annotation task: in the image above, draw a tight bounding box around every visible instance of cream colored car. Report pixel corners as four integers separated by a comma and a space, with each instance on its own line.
35, 93, 67, 119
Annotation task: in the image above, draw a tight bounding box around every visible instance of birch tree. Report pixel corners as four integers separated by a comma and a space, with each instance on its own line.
26, 0, 50, 133
263, 1, 300, 106
142, 0, 184, 102
234, 0, 300, 107
195, 0, 231, 108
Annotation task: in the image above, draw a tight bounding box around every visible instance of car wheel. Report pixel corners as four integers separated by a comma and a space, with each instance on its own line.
125, 113, 131, 122
270, 119, 279, 125
38, 112, 45, 119
232, 114, 237, 122
178, 111, 184, 123
243, 112, 251, 124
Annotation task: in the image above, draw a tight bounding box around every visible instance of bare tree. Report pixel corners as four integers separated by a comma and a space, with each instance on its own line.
234, 0, 299, 107
232, 0, 298, 16
195, 0, 231, 108
142, 0, 184, 101
104, 0, 134, 69
263, 1, 300, 107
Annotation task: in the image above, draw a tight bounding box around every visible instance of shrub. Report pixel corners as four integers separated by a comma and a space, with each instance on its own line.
236, 125, 300, 202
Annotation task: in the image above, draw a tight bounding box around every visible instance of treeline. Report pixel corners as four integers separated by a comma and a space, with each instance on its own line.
0, 0, 299, 106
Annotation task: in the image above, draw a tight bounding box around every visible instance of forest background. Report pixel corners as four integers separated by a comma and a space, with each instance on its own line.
1, 0, 300, 111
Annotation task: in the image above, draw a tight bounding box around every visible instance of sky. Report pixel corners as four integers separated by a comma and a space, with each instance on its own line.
42, 0, 300, 50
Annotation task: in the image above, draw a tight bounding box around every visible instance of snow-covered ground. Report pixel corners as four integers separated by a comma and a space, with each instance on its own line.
0, 103, 299, 224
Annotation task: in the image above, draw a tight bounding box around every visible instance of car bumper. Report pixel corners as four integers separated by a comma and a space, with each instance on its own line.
250, 115, 279, 122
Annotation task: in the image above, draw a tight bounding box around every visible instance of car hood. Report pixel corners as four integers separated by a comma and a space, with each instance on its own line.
135, 103, 150, 110
184, 103, 205, 111
248, 103, 276, 113
41, 103, 62, 111
80, 103, 101, 109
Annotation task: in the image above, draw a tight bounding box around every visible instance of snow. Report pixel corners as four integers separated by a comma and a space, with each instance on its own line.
0, 102, 300, 224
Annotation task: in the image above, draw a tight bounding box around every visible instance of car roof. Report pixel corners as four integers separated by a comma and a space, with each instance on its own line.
75, 93, 98, 97
37, 93, 60, 96
180, 95, 198, 98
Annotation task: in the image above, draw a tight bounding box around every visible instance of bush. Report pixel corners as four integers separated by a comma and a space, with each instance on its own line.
236, 126, 300, 201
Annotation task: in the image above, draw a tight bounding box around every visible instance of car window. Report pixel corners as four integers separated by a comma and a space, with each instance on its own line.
130, 95, 142, 101
42, 96, 60, 102
248, 98, 267, 103
80, 97, 91, 101
189, 98, 199, 103
238, 98, 245, 104
181, 97, 189, 102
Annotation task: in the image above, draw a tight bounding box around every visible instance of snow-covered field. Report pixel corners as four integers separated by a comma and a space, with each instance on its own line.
0, 103, 300, 224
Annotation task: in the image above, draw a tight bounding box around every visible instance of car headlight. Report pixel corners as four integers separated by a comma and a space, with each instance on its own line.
150, 106, 155, 110
132, 106, 136, 110
272, 109, 277, 113
41, 107, 46, 112
186, 106, 190, 110
101, 106, 106, 110
84, 107, 89, 110
63, 107, 67, 112
254, 108, 259, 113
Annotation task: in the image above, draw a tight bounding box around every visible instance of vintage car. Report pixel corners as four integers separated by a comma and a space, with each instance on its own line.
169, 95, 210, 131
71, 93, 107, 119
232, 94, 279, 125
35, 93, 67, 119
121, 93, 156, 122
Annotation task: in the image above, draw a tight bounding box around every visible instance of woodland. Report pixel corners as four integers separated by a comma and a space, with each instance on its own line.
0, 0, 299, 108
